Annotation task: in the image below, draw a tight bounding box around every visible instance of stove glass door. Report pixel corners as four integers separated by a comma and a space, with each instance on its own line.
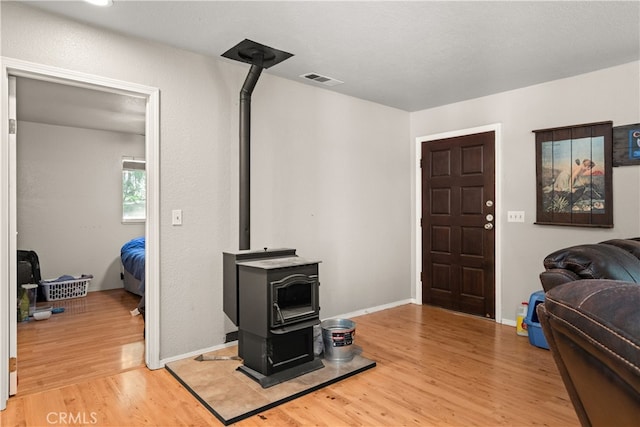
271, 274, 318, 327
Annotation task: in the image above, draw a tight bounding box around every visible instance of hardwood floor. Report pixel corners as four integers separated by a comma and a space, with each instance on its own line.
2, 301, 579, 426
16, 288, 145, 395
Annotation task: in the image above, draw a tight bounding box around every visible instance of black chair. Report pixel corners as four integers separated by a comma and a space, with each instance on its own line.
17, 250, 44, 301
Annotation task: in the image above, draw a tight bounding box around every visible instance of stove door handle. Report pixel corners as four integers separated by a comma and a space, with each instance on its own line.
270, 318, 320, 334
273, 302, 285, 324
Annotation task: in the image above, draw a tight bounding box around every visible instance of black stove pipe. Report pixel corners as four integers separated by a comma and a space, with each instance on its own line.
239, 60, 263, 250
222, 40, 292, 251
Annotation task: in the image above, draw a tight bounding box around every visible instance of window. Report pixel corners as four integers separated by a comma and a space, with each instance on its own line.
122, 158, 146, 222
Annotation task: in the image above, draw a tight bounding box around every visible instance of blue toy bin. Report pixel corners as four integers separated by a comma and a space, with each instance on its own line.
524, 290, 549, 350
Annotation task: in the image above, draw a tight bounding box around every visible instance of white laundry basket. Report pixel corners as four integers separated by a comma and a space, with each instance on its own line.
41, 277, 91, 301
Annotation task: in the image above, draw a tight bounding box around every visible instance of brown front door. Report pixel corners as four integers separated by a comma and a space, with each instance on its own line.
421, 131, 495, 318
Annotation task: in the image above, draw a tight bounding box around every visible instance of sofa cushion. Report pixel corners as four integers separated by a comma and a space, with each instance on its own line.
543, 243, 640, 283
601, 238, 640, 260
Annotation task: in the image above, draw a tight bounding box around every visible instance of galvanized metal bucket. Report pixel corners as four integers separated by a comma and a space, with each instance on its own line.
321, 318, 356, 362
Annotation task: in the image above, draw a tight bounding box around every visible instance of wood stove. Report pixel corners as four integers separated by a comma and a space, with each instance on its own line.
219, 42, 324, 387
223, 249, 324, 387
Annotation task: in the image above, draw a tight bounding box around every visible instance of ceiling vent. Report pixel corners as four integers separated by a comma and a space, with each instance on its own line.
300, 73, 344, 87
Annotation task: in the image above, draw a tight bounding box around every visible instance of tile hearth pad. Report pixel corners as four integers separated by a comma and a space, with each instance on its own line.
166, 345, 376, 425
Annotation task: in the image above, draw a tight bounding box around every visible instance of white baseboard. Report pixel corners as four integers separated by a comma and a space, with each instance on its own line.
502, 318, 517, 327
323, 298, 418, 321
159, 341, 237, 367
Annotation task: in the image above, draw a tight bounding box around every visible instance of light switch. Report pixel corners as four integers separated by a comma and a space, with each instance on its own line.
507, 211, 525, 223
172, 209, 183, 226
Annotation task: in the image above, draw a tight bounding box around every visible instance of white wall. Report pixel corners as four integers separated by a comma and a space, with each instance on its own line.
16, 121, 145, 292
9, 1, 635, 359
250, 76, 410, 317
410, 61, 640, 323
1, 3, 411, 359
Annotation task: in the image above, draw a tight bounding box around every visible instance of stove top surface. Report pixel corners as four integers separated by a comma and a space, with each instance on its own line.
236, 256, 321, 270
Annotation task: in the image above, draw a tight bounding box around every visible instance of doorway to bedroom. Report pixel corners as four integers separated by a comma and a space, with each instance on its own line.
15, 76, 146, 394
2, 59, 160, 404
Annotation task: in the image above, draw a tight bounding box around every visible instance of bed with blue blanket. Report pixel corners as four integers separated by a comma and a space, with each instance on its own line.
121, 237, 145, 304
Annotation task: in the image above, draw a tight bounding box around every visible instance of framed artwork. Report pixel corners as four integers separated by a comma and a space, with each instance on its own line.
612, 123, 640, 166
534, 121, 613, 228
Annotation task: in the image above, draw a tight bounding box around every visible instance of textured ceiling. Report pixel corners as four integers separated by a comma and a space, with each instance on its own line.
16, 77, 147, 135
13, 1, 640, 134
22, 0, 640, 112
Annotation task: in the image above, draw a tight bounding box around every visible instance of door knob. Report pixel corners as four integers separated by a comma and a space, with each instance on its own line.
484, 223, 494, 230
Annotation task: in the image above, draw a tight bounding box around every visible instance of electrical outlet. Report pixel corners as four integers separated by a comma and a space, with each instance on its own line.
172, 209, 183, 226
507, 211, 525, 223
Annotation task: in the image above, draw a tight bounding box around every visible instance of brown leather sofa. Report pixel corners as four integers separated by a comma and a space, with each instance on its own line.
537, 279, 640, 426
539, 238, 640, 292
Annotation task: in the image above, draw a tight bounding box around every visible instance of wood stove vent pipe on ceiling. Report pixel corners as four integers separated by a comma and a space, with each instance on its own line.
221, 39, 294, 250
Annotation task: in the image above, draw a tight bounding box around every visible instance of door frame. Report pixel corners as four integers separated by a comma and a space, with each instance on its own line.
414, 123, 503, 323
0, 57, 161, 409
